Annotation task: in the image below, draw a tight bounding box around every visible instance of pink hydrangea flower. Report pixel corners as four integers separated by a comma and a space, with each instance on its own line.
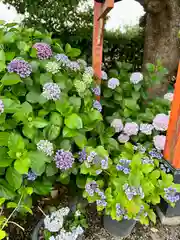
33, 43, 52, 60
118, 134, 130, 143
124, 122, 139, 136
153, 135, 166, 151
153, 114, 169, 131
111, 119, 123, 133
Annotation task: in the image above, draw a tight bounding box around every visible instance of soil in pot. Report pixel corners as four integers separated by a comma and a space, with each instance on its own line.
103, 215, 136, 238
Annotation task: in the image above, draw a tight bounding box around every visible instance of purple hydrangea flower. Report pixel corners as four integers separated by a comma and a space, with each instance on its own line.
42, 82, 61, 101
27, 170, 37, 181
116, 159, 131, 174
92, 86, 101, 96
0, 100, 4, 115
164, 187, 180, 203
116, 203, 125, 217
85, 181, 98, 196
33, 43, 52, 60
93, 100, 102, 112
149, 149, 163, 160
66, 61, 80, 71
101, 157, 108, 169
7, 59, 32, 78
78, 149, 87, 163
54, 150, 74, 170
96, 199, 107, 207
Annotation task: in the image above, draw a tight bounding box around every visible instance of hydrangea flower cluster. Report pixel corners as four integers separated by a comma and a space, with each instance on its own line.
101, 70, 108, 80
140, 123, 154, 135
153, 135, 166, 151
92, 85, 101, 96
84, 66, 94, 77
0, 100, 4, 115
164, 92, 174, 102
46, 61, 59, 74
118, 134, 130, 143
153, 113, 169, 131
33, 42, 53, 60
111, 119, 123, 133
85, 150, 108, 171
37, 140, 54, 156
44, 207, 70, 232
116, 159, 131, 174
123, 183, 144, 200
133, 143, 146, 153
130, 72, 143, 84
116, 203, 125, 218
7, 59, 32, 78
26, 170, 37, 181
160, 163, 171, 173
42, 83, 61, 101
55, 54, 69, 67
108, 78, 120, 89
55, 226, 84, 240
142, 157, 154, 165
78, 149, 87, 163
54, 150, 74, 170
77, 59, 87, 69
149, 148, 163, 160
93, 100, 102, 112
85, 181, 98, 197
74, 80, 86, 95
82, 73, 93, 85
164, 187, 180, 203
66, 61, 80, 72
124, 122, 139, 136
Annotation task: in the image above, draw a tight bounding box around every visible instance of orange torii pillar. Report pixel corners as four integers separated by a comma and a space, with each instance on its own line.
92, 0, 114, 101
164, 62, 180, 169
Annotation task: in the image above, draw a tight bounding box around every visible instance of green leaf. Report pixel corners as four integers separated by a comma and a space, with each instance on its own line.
6, 167, 22, 190
68, 48, 81, 58
0, 148, 13, 167
0, 230, 6, 239
22, 125, 36, 140
0, 50, 5, 62
148, 209, 156, 224
106, 138, 119, 151
146, 63, 155, 73
49, 112, 63, 126
30, 48, 37, 58
14, 157, 30, 174
56, 97, 73, 116
0, 132, 10, 146
88, 110, 102, 122
8, 133, 25, 153
2, 98, 20, 113
63, 127, 79, 138
76, 174, 86, 189
0, 62, 6, 72
17, 41, 30, 52
46, 164, 58, 177
0, 198, 5, 206
69, 96, 81, 113
29, 151, 51, 175
33, 180, 52, 195
7, 202, 18, 209
5, 52, 15, 61
26, 91, 41, 104
74, 135, 87, 148
44, 125, 61, 141
1, 73, 22, 85
0, 183, 15, 199
31, 117, 49, 128
65, 43, 71, 54
59, 172, 70, 185
60, 140, 71, 150
124, 98, 139, 110
65, 113, 83, 129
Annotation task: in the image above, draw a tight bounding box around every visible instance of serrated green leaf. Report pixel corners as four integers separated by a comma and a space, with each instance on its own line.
29, 151, 51, 175
6, 167, 22, 190
1, 73, 22, 85
74, 134, 87, 148
0, 132, 10, 146
14, 157, 30, 174
32, 117, 49, 128
7, 202, 18, 209
65, 114, 83, 129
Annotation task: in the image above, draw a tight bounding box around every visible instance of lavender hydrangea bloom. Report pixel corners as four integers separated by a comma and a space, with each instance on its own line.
55, 54, 69, 66
92, 86, 101, 96
101, 71, 108, 80
164, 187, 180, 203
27, 170, 37, 181
33, 42, 52, 60
116, 203, 125, 217
108, 78, 120, 89
124, 122, 139, 136
77, 59, 87, 69
116, 159, 131, 174
66, 61, 80, 71
0, 100, 4, 115
96, 189, 106, 199
78, 149, 87, 162
149, 149, 163, 160
140, 123, 154, 135
96, 199, 107, 207
42, 83, 61, 101
84, 66, 94, 76
93, 100, 102, 112
101, 157, 108, 169
37, 140, 54, 156
123, 184, 144, 200
7, 59, 32, 78
142, 157, 154, 165
118, 134, 130, 143
54, 150, 74, 170
85, 181, 98, 196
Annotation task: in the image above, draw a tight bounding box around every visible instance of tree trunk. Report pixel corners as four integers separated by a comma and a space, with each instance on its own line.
142, 0, 180, 95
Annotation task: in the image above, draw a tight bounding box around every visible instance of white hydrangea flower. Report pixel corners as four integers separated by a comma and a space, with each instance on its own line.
118, 134, 130, 143
101, 70, 108, 80
37, 140, 54, 156
55, 226, 83, 240
124, 122, 139, 136
49, 237, 56, 240
83, 73, 93, 85
164, 92, 174, 102
140, 123, 154, 135
108, 78, 120, 89
84, 66, 94, 76
130, 72, 143, 84
75, 210, 81, 217
153, 113, 169, 131
46, 61, 59, 74
111, 119, 123, 133
153, 135, 166, 151
42, 82, 61, 101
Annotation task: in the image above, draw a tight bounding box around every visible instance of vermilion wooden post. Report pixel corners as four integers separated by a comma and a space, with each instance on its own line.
92, 0, 114, 100
164, 62, 180, 169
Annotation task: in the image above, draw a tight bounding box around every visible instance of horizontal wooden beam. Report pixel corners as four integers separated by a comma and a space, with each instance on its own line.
98, 0, 114, 20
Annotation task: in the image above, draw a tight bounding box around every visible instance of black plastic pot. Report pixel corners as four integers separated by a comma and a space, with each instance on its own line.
31, 219, 44, 240
103, 215, 136, 237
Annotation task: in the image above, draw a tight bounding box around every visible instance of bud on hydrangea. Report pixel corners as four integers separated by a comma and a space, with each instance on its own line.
108, 78, 120, 89
92, 86, 101, 96
153, 135, 166, 151
66, 61, 80, 71
93, 100, 102, 112
101, 71, 108, 80
42, 83, 61, 101
7, 59, 32, 78
140, 123, 154, 135
37, 140, 54, 156
74, 80, 86, 94
118, 134, 129, 143
164, 92, 174, 102
54, 150, 74, 170
130, 72, 143, 84
55, 54, 69, 67
0, 100, 4, 115
84, 66, 94, 76
111, 119, 123, 133
83, 73, 93, 85
46, 61, 59, 74
153, 113, 169, 131
33, 42, 53, 60
77, 59, 87, 69
124, 122, 139, 136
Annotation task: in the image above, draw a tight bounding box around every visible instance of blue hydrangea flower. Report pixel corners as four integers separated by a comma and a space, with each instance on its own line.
149, 149, 163, 160
42, 82, 61, 101
54, 150, 74, 170
142, 157, 154, 165
164, 187, 180, 203
96, 199, 107, 207
92, 86, 101, 96
96, 189, 106, 199
93, 100, 102, 112
0, 100, 4, 115
108, 78, 120, 89
55, 53, 69, 66
116, 203, 125, 217
116, 159, 131, 174
27, 170, 37, 181
78, 149, 87, 163
67, 61, 80, 71
101, 71, 108, 80
85, 181, 98, 196
96, 169, 102, 175
33, 43, 52, 60
84, 66, 94, 76
101, 157, 108, 169
7, 59, 32, 78
123, 184, 144, 200
37, 140, 54, 156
